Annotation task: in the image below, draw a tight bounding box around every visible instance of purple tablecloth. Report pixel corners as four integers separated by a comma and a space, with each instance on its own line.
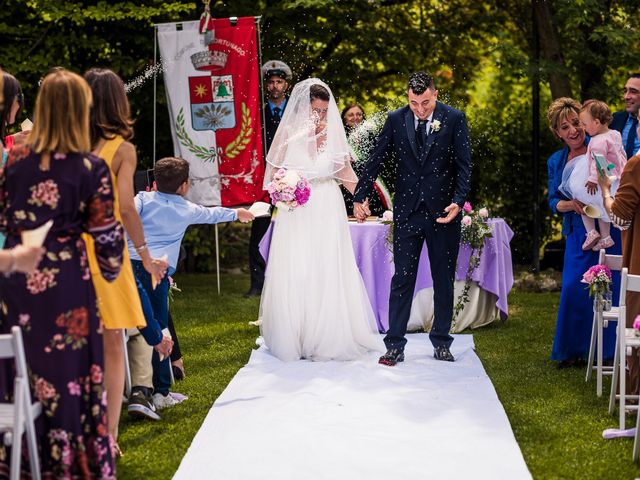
259, 218, 514, 332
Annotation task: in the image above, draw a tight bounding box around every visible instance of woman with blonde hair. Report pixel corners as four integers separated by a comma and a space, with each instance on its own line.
547, 97, 621, 367
0, 68, 122, 478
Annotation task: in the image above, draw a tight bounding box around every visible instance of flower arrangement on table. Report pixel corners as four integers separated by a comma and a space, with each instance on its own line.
581, 264, 613, 311
452, 202, 493, 327
267, 168, 311, 211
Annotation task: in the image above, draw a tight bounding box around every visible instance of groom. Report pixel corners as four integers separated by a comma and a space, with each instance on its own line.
353, 71, 471, 365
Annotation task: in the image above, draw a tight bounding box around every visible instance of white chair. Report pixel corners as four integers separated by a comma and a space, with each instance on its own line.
608, 268, 640, 429
0, 327, 41, 480
585, 251, 623, 396
123, 329, 132, 399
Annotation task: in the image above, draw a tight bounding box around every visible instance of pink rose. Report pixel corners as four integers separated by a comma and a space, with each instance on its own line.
463, 202, 472, 213
462, 215, 472, 226
382, 210, 393, 222
634, 316, 640, 331
478, 207, 489, 218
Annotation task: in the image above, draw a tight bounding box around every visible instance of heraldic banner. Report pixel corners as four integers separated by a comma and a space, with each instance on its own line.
158, 18, 264, 206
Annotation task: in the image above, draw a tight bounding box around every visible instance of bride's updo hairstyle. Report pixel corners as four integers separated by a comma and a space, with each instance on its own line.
310, 84, 330, 102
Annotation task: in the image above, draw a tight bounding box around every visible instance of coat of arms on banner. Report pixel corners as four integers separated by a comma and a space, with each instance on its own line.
189, 75, 236, 131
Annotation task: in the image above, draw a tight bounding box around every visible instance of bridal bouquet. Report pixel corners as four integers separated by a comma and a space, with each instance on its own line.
267, 168, 311, 211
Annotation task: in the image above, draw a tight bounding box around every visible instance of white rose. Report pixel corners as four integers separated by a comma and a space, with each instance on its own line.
282, 169, 301, 186
382, 210, 393, 222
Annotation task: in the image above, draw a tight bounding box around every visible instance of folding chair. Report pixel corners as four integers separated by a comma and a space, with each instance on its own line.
608, 268, 640, 429
585, 251, 622, 396
0, 327, 41, 480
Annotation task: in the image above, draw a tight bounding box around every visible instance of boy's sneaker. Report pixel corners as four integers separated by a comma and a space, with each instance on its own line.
153, 392, 178, 410
592, 236, 614, 251
128, 387, 160, 421
582, 230, 601, 250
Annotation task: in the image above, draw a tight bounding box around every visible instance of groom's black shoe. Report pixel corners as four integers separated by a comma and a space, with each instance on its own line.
433, 346, 455, 362
379, 349, 405, 366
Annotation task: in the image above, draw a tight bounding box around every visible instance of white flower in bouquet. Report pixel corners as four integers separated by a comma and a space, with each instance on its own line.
282, 169, 301, 186
382, 210, 393, 222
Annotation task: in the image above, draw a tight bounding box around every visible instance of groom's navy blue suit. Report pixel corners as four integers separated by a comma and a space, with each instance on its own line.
354, 101, 471, 350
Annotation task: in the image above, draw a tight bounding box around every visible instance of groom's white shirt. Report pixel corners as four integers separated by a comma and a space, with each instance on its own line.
413, 112, 434, 136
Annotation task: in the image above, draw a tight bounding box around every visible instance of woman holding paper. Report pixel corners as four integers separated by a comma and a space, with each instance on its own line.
83, 68, 168, 447
0, 244, 44, 274
547, 97, 622, 367
0, 69, 121, 478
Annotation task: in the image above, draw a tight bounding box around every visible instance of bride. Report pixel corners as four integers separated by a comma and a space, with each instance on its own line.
259, 78, 384, 362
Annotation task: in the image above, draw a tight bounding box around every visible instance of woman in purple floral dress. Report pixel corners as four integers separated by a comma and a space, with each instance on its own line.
0, 69, 123, 479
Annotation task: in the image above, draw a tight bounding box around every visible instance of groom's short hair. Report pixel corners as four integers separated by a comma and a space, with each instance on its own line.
407, 72, 435, 95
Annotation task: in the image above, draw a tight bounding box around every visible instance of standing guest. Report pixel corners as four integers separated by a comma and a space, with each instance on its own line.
1, 71, 23, 152
340, 103, 391, 217
244, 60, 292, 298
546, 97, 621, 367
599, 115, 640, 395
83, 68, 167, 449
611, 73, 640, 158
341, 103, 365, 134
0, 69, 122, 478
129, 157, 253, 408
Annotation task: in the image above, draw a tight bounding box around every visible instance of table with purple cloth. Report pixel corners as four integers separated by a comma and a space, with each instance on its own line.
259, 218, 514, 333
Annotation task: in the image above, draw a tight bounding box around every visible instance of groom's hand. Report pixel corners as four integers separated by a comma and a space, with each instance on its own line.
436, 203, 461, 224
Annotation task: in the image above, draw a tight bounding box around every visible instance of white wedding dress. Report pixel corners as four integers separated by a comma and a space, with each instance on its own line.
259, 150, 385, 362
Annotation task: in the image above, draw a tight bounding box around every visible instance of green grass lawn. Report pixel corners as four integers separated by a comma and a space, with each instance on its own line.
116, 274, 640, 480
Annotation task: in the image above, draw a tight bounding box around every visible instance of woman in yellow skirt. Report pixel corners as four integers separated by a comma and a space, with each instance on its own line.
82, 68, 167, 450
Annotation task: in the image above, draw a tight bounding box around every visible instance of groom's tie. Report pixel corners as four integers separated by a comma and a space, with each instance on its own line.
416, 119, 427, 150
626, 115, 638, 158
273, 107, 281, 123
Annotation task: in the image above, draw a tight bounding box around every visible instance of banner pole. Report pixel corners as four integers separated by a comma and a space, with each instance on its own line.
256, 17, 268, 158
215, 223, 221, 295
153, 25, 158, 166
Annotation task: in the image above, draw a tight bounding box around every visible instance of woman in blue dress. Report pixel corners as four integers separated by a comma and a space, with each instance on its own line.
547, 97, 621, 367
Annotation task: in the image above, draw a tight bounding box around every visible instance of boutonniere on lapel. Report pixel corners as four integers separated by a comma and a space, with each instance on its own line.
430, 120, 441, 133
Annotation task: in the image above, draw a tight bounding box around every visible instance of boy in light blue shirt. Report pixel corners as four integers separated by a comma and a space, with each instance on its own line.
129, 157, 253, 408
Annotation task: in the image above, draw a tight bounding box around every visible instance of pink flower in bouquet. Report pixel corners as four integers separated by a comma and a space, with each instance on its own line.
462, 215, 472, 226
382, 210, 393, 222
581, 270, 595, 284
478, 207, 489, 218
463, 202, 472, 213
634, 315, 640, 332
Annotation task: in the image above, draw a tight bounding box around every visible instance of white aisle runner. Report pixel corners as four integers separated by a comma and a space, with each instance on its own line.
173, 335, 531, 479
